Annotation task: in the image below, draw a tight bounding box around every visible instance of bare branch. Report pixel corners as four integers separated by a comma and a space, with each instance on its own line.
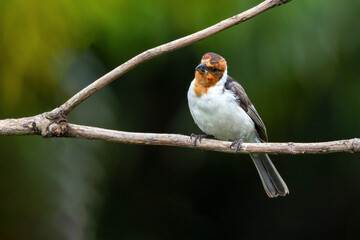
1, 116, 359, 154
0, 116, 42, 136
64, 124, 360, 154
55, 0, 292, 116
0, 114, 360, 154
0, 114, 68, 137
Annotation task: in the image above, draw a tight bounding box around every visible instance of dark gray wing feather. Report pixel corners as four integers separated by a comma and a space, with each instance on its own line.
224, 76, 268, 142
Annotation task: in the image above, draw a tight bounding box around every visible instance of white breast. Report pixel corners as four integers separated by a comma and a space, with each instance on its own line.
187, 72, 257, 142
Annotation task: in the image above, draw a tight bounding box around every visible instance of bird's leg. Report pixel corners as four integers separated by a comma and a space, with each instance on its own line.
190, 133, 214, 146
230, 137, 245, 152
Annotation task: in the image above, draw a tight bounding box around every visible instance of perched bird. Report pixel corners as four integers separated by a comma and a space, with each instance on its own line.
187, 52, 289, 198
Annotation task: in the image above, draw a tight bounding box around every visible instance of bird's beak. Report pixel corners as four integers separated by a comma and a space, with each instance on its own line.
195, 62, 208, 74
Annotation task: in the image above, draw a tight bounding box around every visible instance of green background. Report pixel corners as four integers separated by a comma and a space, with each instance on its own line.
1, 0, 360, 239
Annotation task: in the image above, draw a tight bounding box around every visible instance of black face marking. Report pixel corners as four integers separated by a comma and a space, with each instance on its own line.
211, 67, 219, 72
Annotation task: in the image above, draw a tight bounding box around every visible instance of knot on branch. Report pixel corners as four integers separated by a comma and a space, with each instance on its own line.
46, 108, 67, 123
39, 108, 69, 137
349, 138, 360, 153
48, 122, 68, 137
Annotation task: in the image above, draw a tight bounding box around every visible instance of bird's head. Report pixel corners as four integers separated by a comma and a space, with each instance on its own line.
195, 52, 227, 87
193, 52, 227, 96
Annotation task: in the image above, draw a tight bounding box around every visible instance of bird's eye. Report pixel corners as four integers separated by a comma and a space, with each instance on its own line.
212, 68, 219, 72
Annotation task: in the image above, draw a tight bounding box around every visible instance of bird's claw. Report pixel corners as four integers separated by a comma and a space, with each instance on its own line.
230, 137, 244, 152
190, 134, 213, 146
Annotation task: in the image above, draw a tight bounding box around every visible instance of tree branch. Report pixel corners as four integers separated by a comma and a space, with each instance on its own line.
65, 124, 360, 154
53, 0, 292, 117
1, 116, 359, 154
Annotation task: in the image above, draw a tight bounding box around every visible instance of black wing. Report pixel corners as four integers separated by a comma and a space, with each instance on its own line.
224, 76, 268, 142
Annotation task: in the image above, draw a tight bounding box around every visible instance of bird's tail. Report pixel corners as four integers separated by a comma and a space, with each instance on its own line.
250, 153, 289, 198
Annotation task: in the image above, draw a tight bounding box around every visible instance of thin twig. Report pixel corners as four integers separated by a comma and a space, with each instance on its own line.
56, 0, 292, 116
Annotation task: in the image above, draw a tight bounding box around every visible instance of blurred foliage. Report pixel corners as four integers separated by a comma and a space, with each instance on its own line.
0, 0, 360, 239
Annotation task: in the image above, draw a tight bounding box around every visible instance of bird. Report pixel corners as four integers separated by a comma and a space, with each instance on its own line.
187, 52, 289, 198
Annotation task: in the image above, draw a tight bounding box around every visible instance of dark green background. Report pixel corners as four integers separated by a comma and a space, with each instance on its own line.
1, 0, 360, 239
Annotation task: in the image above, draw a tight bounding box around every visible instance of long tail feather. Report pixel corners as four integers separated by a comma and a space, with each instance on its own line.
250, 153, 289, 198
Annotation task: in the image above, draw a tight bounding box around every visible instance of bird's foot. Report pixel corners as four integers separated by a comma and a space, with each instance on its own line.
230, 137, 245, 152
190, 133, 214, 146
